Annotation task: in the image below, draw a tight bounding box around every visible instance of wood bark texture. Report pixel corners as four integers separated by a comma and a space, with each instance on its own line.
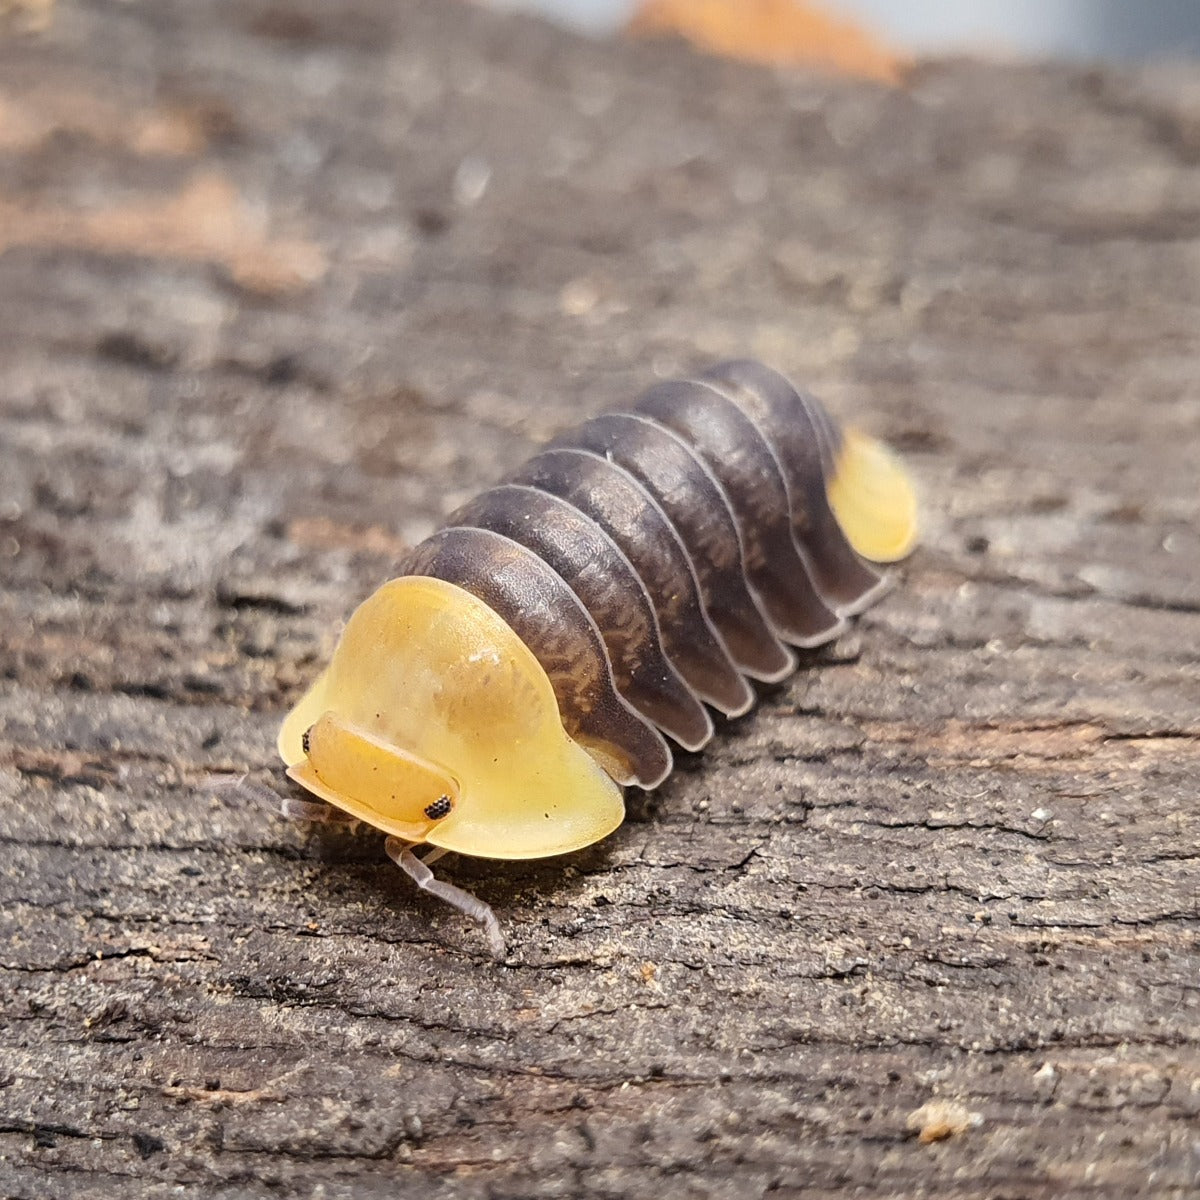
1, 2, 1198, 1196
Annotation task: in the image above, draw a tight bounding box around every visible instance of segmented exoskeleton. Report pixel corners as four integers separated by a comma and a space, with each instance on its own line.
277, 360, 917, 954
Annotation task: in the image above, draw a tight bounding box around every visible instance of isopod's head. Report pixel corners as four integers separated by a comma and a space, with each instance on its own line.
277, 577, 625, 859
827, 427, 919, 563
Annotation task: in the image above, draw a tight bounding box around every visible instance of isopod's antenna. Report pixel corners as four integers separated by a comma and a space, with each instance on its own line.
384, 837, 506, 959
205, 773, 358, 826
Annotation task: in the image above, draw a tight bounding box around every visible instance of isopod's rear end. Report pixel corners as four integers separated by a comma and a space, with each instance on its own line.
700, 359, 892, 613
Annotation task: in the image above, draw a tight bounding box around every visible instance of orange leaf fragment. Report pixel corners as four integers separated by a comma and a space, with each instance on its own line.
627, 0, 908, 85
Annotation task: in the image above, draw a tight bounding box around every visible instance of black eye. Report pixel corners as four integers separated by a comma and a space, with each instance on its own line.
424, 795, 453, 820
301, 728, 312, 755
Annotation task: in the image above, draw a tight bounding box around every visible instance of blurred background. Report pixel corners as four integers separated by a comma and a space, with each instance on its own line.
498, 0, 1200, 59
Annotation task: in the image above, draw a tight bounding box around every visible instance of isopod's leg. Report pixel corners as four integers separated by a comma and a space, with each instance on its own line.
420, 846, 450, 866
384, 836, 505, 959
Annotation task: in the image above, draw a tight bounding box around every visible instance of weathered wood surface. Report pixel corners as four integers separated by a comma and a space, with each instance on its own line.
2, 2, 1199, 1196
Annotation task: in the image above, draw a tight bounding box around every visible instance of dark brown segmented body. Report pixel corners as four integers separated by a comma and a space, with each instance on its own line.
399, 360, 889, 789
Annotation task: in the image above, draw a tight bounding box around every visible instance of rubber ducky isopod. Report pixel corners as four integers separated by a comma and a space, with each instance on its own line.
277, 360, 918, 954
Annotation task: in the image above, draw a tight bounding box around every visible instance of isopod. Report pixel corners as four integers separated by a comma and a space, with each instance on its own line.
277, 360, 917, 953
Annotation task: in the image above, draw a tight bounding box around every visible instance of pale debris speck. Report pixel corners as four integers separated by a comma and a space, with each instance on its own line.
453, 154, 491, 207
906, 1099, 982, 1144
560, 277, 599, 316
